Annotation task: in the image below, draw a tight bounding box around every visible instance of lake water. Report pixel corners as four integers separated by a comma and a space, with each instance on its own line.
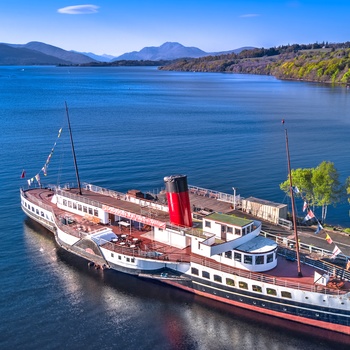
1, 66, 350, 349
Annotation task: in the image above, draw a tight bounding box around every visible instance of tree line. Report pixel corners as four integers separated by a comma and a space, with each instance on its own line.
159, 42, 350, 85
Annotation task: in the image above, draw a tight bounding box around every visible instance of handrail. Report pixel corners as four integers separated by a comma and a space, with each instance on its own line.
261, 229, 350, 267
190, 255, 348, 296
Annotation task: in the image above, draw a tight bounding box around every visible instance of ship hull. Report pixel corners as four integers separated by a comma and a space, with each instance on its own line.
159, 277, 350, 335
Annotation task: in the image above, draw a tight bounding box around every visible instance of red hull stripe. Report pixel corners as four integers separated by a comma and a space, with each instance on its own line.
162, 280, 350, 336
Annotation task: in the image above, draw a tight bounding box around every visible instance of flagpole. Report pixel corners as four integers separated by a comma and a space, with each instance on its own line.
65, 102, 82, 195
285, 128, 303, 277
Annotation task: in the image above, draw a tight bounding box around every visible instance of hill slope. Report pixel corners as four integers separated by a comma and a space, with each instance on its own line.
21, 42, 96, 64
1, 42, 96, 65
114, 42, 209, 61
0, 43, 71, 65
160, 43, 350, 85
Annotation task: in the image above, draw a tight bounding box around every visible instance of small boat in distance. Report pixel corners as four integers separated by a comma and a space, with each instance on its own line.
20, 106, 350, 336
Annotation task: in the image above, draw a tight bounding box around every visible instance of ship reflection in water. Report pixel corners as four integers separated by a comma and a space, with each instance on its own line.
22, 220, 350, 350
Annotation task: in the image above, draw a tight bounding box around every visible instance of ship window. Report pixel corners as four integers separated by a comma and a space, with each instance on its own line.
88, 208, 93, 215
68, 201, 72, 208
83, 206, 87, 213
41, 211, 44, 217
205, 221, 211, 228
267, 288, 277, 296
191, 267, 199, 276
239, 281, 248, 290
94, 209, 98, 216
32, 207, 35, 212
131, 258, 135, 263
202, 271, 210, 279
234, 252, 241, 262
63, 199, 67, 206
227, 226, 233, 233
118, 255, 121, 260
78, 204, 82, 211
111, 253, 114, 258
226, 278, 235, 286
224, 251, 232, 259
126, 258, 130, 262
244, 255, 253, 264
281, 291, 292, 298
252, 285, 262, 293
214, 275, 222, 283
36, 209, 39, 215
247, 225, 252, 233
235, 228, 241, 235
73, 202, 77, 209
255, 256, 264, 265
267, 253, 274, 263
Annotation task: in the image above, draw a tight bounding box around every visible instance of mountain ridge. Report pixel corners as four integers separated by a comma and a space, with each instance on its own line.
113, 42, 254, 61
0, 41, 254, 65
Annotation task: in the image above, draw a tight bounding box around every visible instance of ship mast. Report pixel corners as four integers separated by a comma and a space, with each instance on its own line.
285, 128, 302, 277
65, 102, 82, 195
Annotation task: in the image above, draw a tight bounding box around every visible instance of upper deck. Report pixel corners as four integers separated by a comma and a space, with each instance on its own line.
22, 186, 350, 296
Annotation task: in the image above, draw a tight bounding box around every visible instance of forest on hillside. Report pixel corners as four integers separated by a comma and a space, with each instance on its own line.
159, 42, 350, 85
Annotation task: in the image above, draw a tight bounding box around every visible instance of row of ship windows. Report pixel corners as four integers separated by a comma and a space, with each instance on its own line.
218, 251, 276, 265
204, 221, 252, 235
62, 199, 98, 217
110, 252, 135, 264
23, 201, 52, 221
191, 267, 292, 299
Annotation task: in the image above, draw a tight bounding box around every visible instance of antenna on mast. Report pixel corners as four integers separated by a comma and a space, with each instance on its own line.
65, 102, 82, 195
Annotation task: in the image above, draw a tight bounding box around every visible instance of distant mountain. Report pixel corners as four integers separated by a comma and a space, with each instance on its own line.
0, 43, 72, 65
21, 42, 96, 64
1, 41, 96, 65
210, 46, 256, 55
112, 42, 255, 61
0, 40, 255, 65
72, 51, 115, 62
113, 42, 208, 61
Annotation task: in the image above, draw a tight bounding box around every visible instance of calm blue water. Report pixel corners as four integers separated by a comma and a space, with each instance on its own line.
1, 66, 350, 349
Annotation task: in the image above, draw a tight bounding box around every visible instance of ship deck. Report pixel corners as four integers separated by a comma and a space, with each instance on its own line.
24, 187, 350, 295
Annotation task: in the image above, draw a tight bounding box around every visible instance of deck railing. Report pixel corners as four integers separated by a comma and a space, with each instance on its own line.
261, 229, 350, 281
190, 255, 347, 296
188, 185, 241, 205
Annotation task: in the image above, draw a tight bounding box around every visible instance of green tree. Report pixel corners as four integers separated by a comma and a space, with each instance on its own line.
345, 176, 350, 204
280, 161, 342, 223
312, 161, 342, 222
280, 168, 314, 203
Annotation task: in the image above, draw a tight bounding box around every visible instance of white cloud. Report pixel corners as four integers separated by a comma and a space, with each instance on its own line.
57, 5, 99, 15
240, 14, 261, 18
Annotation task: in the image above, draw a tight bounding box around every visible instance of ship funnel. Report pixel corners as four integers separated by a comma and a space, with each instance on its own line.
164, 174, 193, 227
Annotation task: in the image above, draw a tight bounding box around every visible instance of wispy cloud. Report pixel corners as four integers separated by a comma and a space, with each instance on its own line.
57, 5, 99, 15
240, 14, 261, 18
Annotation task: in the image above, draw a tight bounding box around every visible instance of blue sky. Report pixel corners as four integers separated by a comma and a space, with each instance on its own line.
1, 1, 350, 56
